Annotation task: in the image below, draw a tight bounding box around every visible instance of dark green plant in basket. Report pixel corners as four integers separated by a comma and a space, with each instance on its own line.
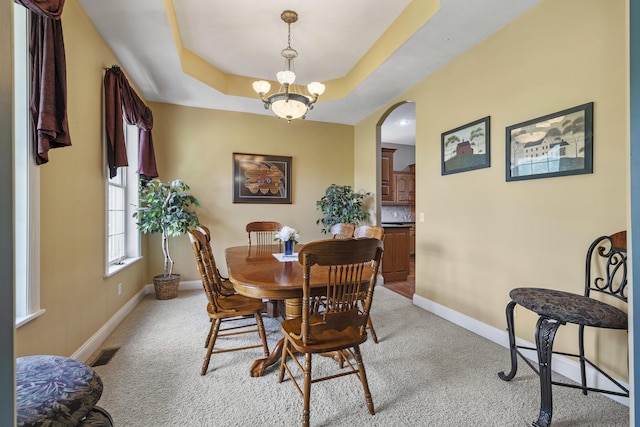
134, 178, 200, 276
316, 184, 371, 234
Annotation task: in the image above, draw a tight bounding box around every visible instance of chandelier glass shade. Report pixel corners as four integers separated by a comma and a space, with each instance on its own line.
252, 10, 325, 123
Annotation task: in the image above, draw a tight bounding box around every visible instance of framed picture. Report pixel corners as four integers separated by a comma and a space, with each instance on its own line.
232, 153, 292, 204
506, 102, 593, 182
441, 116, 490, 175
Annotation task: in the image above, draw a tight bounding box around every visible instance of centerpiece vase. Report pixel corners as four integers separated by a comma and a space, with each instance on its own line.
284, 240, 294, 255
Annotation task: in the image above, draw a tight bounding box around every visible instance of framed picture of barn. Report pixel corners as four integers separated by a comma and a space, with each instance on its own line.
441, 116, 490, 175
505, 102, 593, 182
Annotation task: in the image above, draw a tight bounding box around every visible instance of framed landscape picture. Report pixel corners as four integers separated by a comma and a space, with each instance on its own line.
232, 153, 292, 204
506, 102, 593, 182
441, 116, 490, 175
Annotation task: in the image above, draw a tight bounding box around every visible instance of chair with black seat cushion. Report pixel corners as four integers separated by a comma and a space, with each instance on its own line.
330, 222, 355, 239
278, 238, 383, 427
498, 231, 629, 427
189, 228, 270, 376
246, 221, 283, 247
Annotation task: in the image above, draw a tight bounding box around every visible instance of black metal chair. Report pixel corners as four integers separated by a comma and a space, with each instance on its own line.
498, 231, 628, 427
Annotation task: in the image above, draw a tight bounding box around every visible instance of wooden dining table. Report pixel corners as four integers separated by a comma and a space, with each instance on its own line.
225, 243, 373, 377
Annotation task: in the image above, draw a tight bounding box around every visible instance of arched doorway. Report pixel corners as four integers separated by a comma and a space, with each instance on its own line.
376, 101, 416, 298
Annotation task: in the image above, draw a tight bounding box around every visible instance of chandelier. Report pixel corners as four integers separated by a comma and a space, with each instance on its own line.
252, 10, 325, 123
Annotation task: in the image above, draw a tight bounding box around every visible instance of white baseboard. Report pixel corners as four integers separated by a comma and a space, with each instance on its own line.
72, 286, 150, 363
412, 293, 630, 407
73, 281, 204, 363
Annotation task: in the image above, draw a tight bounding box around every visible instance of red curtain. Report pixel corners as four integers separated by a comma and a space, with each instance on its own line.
15, 0, 71, 164
103, 67, 158, 178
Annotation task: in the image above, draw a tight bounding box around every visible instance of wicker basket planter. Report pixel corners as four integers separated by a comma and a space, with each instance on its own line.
153, 274, 180, 300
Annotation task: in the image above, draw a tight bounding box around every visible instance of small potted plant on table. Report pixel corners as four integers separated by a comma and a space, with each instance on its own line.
134, 178, 200, 299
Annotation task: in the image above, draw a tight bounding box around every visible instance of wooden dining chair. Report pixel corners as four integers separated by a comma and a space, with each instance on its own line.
279, 238, 383, 427
196, 225, 235, 296
330, 222, 355, 239
353, 225, 385, 343
188, 228, 270, 376
353, 225, 384, 240
246, 221, 283, 247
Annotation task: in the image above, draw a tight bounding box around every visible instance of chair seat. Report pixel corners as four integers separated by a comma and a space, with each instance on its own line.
17, 355, 105, 427
209, 294, 264, 317
510, 287, 627, 329
281, 318, 368, 354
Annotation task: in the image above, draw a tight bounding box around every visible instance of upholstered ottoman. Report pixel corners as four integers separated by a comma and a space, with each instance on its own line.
16, 355, 113, 427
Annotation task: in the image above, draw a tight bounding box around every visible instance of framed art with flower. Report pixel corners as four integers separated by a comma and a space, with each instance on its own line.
232, 153, 292, 203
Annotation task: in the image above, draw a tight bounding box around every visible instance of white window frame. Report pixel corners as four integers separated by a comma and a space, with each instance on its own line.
105, 122, 141, 277
14, 5, 44, 327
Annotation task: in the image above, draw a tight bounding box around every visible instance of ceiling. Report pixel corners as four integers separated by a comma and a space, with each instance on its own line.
78, 0, 539, 145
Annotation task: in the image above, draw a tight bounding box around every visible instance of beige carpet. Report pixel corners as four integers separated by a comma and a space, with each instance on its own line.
90, 287, 629, 426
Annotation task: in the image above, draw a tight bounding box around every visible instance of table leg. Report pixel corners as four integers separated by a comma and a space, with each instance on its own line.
250, 338, 284, 377
533, 316, 561, 427
249, 297, 300, 377
498, 300, 518, 381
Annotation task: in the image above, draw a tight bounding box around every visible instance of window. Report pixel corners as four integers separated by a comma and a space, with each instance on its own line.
14, 4, 44, 327
105, 122, 141, 276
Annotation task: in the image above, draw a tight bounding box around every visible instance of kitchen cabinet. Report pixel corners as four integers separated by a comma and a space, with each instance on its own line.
381, 225, 410, 282
394, 172, 415, 205
381, 148, 396, 203
409, 224, 416, 256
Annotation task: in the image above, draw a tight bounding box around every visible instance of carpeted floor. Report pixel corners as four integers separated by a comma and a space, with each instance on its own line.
90, 287, 629, 426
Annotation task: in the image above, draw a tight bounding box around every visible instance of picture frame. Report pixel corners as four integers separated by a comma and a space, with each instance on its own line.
441, 116, 491, 175
505, 102, 593, 182
232, 153, 292, 204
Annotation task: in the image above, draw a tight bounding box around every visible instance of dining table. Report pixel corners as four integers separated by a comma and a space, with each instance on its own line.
225, 243, 374, 377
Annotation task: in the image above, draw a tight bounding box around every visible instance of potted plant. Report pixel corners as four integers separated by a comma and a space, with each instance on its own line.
315, 184, 371, 234
134, 178, 200, 299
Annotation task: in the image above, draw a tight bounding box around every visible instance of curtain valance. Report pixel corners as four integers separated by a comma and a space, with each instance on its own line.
104, 67, 158, 178
15, 0, 71, 164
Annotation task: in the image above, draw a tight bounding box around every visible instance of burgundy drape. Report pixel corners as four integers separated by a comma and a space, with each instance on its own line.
15, 0, 71, 164
104, 67, 158, 178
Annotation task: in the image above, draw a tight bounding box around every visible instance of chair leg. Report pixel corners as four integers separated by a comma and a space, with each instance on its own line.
255, 313, 270, 357
201, 318, 221, 376
303, 353, 312, 427
578, 324, 588, 395
498, 301, 518, 381
367, 316, 378, 344
278, 339, 289, 383
353, 345, 375, 415
204, 320, 215, 348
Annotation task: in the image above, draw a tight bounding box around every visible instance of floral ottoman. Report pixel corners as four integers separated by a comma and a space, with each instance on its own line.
16, 355, 113, 427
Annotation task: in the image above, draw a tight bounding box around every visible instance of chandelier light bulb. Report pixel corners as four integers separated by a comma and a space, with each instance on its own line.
252, 80, 271, 94
276, 70, 296, 85
307, 82, 325, 96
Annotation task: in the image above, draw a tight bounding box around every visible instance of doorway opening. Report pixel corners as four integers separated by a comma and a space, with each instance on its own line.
377, 101, 416, 299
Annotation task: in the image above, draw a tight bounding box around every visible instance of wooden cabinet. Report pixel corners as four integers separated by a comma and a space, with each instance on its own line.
394, 172, 415, 205
409, 224, 416, 256
381, 148, 396, 203
381, 225, 410, 282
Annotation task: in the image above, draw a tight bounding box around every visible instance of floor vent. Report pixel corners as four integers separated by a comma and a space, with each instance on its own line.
91, 347, 120, 367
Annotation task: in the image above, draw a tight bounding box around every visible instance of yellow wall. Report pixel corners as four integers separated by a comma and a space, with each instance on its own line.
16, 0, 629, 387
148, 104, 354, 281
15, 0, 150, 357
356, 0, 629, 380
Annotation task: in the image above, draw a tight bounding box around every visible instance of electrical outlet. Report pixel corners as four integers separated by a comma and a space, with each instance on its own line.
117, 283, 122, 295
419, 212, 425, 222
